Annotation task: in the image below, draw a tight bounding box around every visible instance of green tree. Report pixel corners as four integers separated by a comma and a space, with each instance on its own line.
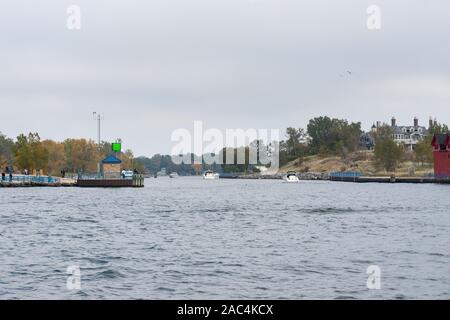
41, 140, 66, 175
0, 132, 14, 169
373, 125, 404, 172
414, 120, 448, 167
307, 116, 334, 154
428, 121, 449, 135
307, 117, 361, 156
285, 127, 300, 155
415, 138, 433, 166
63, 139, 99, 173
278, 128, 310, 166
14, 133, 49, 172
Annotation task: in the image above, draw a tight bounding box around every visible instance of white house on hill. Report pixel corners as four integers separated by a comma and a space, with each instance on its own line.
369, 117, 430, 151
390, 117, 429, 150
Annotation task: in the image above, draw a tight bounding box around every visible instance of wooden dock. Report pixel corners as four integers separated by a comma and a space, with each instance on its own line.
330, 175, 448, 184
0, 175, 69, 187
76, 174, 145, 188
0, 175, 144, 188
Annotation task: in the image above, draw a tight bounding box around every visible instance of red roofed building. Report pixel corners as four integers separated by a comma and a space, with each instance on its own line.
431, 133, 450, 179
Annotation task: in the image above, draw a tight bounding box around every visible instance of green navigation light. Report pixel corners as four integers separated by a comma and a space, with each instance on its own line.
112, 142, 122, 153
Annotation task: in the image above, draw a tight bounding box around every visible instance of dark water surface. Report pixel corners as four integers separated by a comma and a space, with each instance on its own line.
0, 178, 449, 299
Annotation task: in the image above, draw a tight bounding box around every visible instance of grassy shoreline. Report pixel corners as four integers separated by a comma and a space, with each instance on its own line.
278, 150, 434, 177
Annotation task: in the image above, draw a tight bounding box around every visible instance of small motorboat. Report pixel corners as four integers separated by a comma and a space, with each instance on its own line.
169, 172, 179, 178
203, 170, 219, 180
284, 171, 300, 183
121, 170, 134, 179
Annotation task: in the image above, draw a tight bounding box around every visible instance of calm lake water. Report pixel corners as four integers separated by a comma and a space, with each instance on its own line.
0, 178, 449, 299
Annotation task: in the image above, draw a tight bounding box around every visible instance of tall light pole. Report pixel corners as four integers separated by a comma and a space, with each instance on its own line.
92, 112, 103, 147
93, 112, 104, 174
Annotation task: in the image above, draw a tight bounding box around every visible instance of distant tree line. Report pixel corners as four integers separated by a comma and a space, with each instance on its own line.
134, 154, 200, 176
279, 116, 362, 166
135, 116, 449, 175
2, 116, 448, 176
134, 143, 271, 176
134, 117, 366, 175
279, 116, 449, 173
0, 132, 138, 176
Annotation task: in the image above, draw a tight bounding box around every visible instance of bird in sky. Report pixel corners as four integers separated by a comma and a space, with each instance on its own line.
338, 70, 354, 78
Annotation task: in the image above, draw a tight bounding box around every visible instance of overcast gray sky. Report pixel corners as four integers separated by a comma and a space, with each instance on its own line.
1, 0, 449, 156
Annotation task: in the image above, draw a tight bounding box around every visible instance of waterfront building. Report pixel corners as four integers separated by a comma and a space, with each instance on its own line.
431, 133, 450, 179
359, 132, 375, 150
389, 117, 429, 150
102, 154, 122, 179
367, 117, 430, 150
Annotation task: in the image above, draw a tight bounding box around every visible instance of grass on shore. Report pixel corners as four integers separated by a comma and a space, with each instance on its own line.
279, 150, 434, 177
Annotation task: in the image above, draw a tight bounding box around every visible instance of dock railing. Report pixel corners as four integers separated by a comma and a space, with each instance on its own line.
0, 175, 60, 184
76, 173, 143, 181
329, 171, 363, 182
329, 171, 363, 178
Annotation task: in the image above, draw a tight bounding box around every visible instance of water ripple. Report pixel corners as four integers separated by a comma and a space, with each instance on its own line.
0, 178, 449, 299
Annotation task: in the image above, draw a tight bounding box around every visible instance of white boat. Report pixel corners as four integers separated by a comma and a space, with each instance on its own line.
121, 170, 134, 179
203, 170, 219, 180
284, 171, 300, 183
169, 172, 179, 178
156, 168, 167, 177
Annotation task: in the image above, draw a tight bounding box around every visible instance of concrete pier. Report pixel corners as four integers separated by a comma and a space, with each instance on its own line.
0, 175, 70, 187
77, 174, 145, 188
330, 176, 440, 184
0, 175, 144, 188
